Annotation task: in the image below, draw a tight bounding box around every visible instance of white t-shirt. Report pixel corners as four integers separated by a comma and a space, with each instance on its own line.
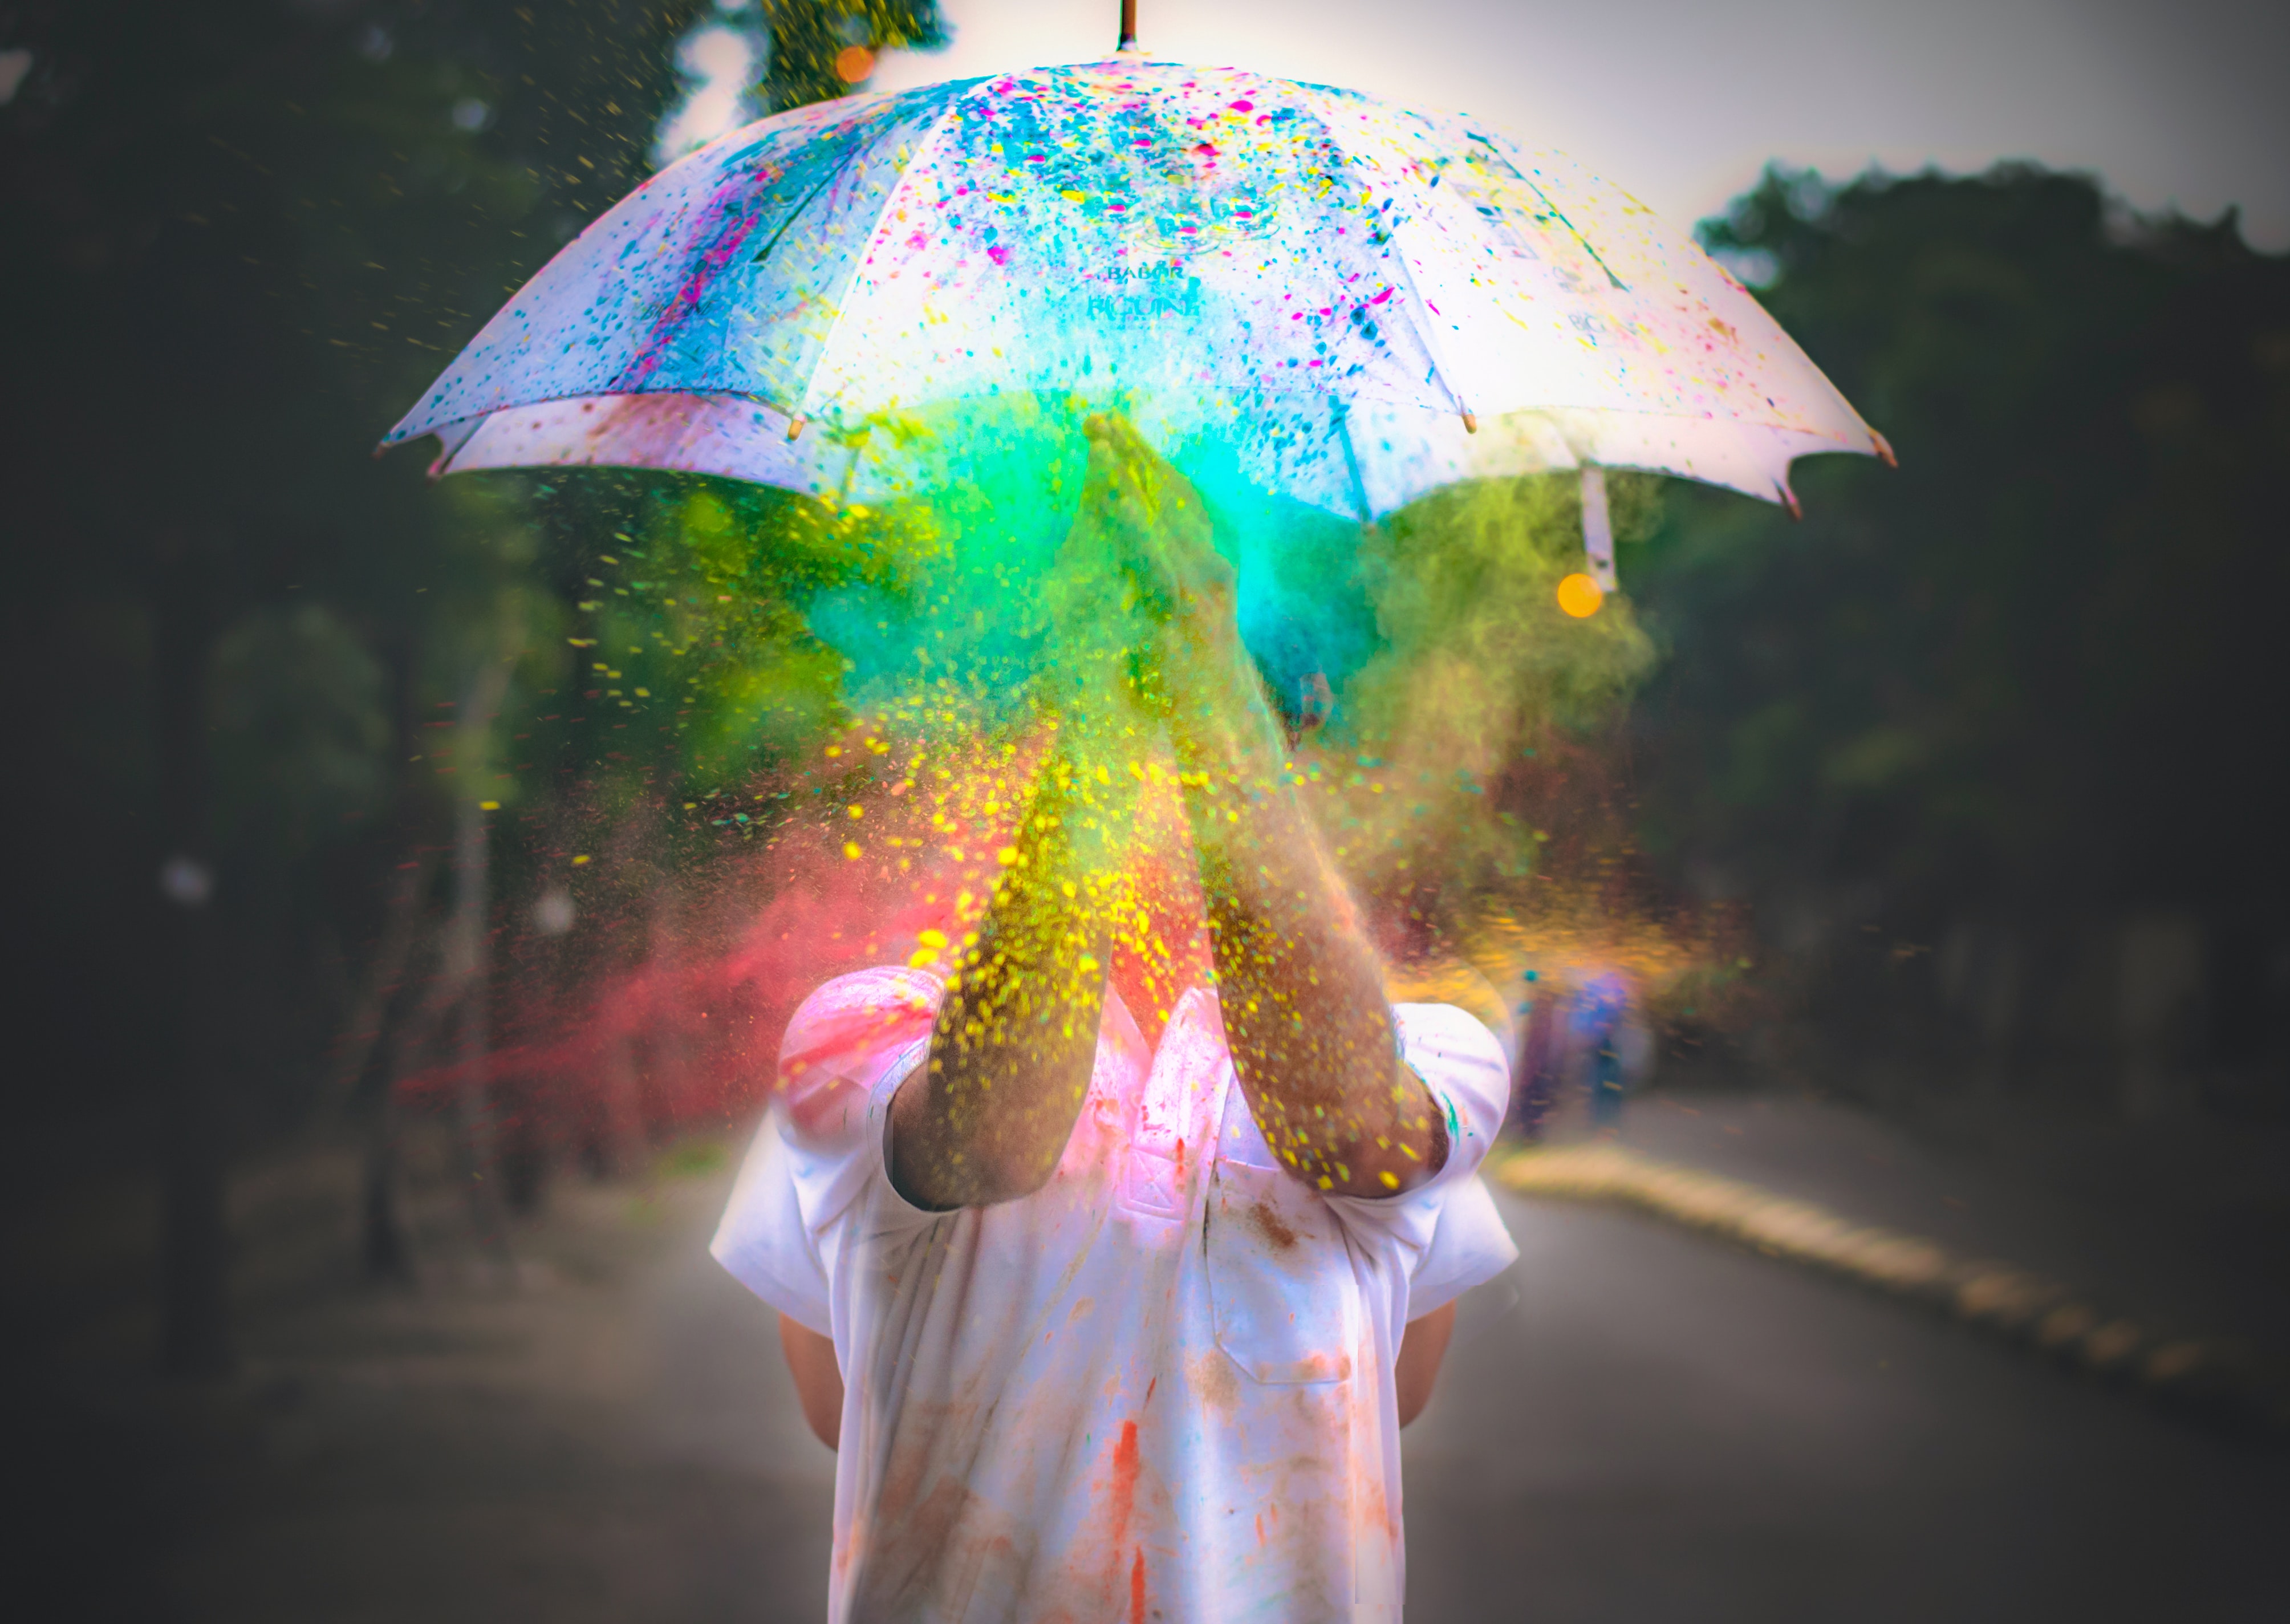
712, 966, 1516, 1623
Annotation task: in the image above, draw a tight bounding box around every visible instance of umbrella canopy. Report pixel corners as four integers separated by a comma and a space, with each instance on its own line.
386, 55, 1887, 523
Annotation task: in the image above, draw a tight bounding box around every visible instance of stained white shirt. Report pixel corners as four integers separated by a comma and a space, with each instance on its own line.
712, 966, 1516, 1623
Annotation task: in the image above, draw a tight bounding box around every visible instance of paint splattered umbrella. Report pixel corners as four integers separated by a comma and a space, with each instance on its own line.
384, 29, 1887, 588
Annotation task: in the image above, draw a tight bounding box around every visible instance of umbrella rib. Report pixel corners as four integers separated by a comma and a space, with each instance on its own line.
1384, 240, 1475, 429
612, 118, 883, 405
749, 149, 866, 274
1518, 182, 1629, 294
1331, 399, 1375, 525
785, 100, 970, 424
1293, 83, 1477, 429
1464, 127, 1630, 293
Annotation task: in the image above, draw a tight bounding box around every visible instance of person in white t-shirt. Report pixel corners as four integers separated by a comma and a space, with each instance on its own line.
713, 418, 1516, 1623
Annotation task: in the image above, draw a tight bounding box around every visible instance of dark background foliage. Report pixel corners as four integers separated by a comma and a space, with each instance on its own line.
0, 0, 944, 1378
1634, 165, 2290, 1098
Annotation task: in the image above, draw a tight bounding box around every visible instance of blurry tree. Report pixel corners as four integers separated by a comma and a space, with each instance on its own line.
1633, 165, 2290, 1098
1331, 472, 1661, 942
0, 0, 951, 1371
756, 0, 947, 111
653, 0, 945, 164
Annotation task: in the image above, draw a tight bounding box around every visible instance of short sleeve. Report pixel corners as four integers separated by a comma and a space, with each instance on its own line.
774, 966, 945, 1158
1406, 1171, 1516, 1320
712, 1106, 834, 1334
1324, 1001, 1517, 1312
709, 968, 948, 1333
1392, 1001, 1510, 1181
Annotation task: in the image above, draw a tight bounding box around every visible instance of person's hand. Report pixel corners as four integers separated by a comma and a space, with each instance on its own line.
1079, 417, 1240, 653
1074, 416, 1270, 751
1037, 549, 1143, 730
1040, 436, 1158, 738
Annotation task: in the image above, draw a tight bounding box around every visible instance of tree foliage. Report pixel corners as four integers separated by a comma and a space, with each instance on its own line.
757, 0, 947, 112
1634, 164, 2290, 1058
0, 0, 940, 1129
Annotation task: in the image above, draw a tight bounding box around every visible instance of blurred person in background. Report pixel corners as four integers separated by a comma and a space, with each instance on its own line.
1509, 968, 1566, 1142
1618, 995, 1658, 1105
1573, 970, 1631, 1134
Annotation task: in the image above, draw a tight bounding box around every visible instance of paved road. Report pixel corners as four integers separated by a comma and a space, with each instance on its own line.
592, 1165, 2290, 1623
118, 1144, 2290, 1622
1404, 1188, 2290, 1624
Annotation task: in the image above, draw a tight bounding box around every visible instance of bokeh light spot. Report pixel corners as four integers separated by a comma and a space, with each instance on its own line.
1557, 572, 1605, 618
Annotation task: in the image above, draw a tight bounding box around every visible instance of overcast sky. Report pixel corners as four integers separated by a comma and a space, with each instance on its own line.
868, 0, 2290, 249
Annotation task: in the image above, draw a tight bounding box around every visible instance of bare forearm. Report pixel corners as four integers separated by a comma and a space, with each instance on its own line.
1167, 656, 1446, 1194
1395, 1301, 1456, 1427
890, 433, 1182, 1207
891, 730, 1136, 1208
779, 1314, 843, 1451
1180, 692, 1389, 1077
1051, 412, 1446, 1193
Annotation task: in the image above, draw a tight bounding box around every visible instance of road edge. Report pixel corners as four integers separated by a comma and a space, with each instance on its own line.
1490, 1142, 2290, 1443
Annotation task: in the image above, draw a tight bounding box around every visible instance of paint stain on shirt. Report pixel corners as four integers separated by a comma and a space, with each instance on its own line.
1187, 1347, 1239, 1413
1109, 1418, 1141, 1540
1246, 1198, 1299, 1252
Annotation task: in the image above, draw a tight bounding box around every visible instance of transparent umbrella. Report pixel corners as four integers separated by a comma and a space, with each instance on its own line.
384, 31, 1888, 586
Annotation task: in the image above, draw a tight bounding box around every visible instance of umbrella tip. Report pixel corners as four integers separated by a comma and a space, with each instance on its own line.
1461, 409, 1479, 435
1783, 489, 1804, 521
1871, 428, 1898, 469
787, 416, 807, 443
1118, 0, 1139, 52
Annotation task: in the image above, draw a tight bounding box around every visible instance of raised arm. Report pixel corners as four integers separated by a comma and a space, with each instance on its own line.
1081, 417, 1449, 1198
887, 466, 1151, 1209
